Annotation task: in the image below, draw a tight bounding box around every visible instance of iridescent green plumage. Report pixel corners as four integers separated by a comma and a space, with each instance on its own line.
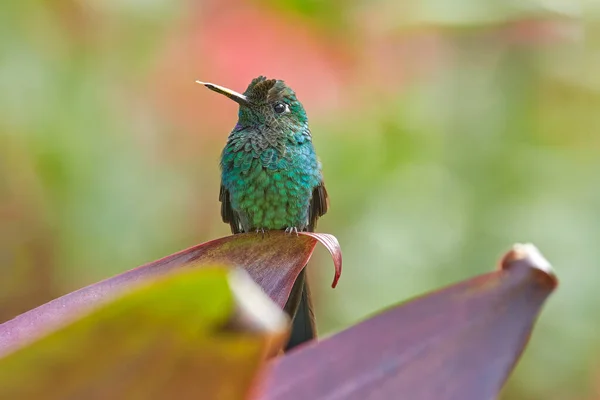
200, 76, 328, 350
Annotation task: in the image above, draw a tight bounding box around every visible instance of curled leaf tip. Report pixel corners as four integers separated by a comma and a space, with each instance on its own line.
501, 243, 552, 272
500, 243, 558, 288
331, 273, 340, 289
299, 232, 342, 288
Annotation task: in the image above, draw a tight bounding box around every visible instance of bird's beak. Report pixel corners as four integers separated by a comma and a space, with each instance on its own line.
196, 81, 251, 107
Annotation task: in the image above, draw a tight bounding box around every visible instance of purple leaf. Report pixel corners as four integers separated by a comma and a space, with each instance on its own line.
258, 243, 557, 400
0, 231, 341, 357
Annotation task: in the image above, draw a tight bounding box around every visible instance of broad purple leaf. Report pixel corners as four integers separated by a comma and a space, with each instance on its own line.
258, 243, 557, 400
0, 231, 341, 357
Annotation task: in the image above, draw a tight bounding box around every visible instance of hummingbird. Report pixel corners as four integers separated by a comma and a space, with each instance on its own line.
197, 76, 329, 350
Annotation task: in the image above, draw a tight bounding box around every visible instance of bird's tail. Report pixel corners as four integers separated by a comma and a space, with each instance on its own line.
283, 268, 316, 351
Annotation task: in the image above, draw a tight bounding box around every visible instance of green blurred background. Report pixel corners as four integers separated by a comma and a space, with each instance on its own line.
0, 0, 597, 398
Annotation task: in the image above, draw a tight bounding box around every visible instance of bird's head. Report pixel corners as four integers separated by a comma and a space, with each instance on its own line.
197, 76, 308, 131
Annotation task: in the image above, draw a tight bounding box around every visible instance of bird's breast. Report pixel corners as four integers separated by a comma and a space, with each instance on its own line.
220, 141, 321, 230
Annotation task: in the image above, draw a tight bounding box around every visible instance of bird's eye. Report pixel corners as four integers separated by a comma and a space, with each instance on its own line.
273, 102, 288, 114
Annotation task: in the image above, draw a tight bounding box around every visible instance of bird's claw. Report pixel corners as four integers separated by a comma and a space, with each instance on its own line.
285, 227, 299, 236
255, 228, 266, 238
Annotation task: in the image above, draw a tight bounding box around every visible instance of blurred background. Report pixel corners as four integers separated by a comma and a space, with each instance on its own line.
0, 0, 597, 398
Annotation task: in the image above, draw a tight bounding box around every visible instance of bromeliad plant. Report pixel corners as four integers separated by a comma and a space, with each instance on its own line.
0, 232, 557, 400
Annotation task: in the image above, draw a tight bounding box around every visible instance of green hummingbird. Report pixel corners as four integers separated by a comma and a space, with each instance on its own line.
197, 76, 329, 350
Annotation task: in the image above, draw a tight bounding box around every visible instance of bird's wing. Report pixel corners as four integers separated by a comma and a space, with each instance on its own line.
307, 182, 329, 232
219, 184, 243, 234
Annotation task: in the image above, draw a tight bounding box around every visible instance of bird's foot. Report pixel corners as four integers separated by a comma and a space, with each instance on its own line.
285, 227, 299, 236
255, 228, 267, 238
